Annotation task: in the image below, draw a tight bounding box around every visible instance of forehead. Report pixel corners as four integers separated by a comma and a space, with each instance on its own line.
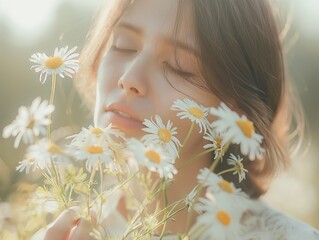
119, 0, 195, 46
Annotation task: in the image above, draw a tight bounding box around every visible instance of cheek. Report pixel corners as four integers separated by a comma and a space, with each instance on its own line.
97, 56, 122, 91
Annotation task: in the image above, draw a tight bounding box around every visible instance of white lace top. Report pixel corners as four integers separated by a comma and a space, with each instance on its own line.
152, 199, 319, 240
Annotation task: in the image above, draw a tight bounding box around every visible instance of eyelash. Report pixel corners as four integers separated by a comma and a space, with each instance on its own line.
110, 46, 195, 78
110, 45, 137, 53
163, 62, 195, 78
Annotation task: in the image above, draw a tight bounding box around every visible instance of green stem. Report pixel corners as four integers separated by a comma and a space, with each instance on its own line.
159, 180, 169, 238
97, 161, 104, 223
88, 170, 139, 210
178, 122, 194, 156
47, 73, 56, 139
217, 167, 236, 176
87, 167, 97, 217
177, 148, 215, 171
138, 206, 187, 239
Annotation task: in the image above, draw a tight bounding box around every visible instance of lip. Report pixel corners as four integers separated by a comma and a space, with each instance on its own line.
104, 103, 144, 129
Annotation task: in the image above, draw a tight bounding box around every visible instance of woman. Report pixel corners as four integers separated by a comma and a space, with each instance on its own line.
43, 0, 319, 239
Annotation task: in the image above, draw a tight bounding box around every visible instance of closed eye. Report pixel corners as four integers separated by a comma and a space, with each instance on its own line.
163, 61, 195, 78
110, 45, 137, 53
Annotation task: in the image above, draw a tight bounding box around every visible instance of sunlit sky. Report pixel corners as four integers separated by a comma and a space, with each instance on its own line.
0, 0, 100, 45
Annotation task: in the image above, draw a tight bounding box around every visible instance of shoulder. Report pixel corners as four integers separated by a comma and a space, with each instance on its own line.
240, 199, 319, 240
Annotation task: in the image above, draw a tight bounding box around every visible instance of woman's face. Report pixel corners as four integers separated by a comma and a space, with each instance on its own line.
95, 0, 219, 146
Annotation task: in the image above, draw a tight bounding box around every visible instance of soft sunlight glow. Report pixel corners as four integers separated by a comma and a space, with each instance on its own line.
0, 0, 101, 45
295, 0, 319, 40
0, 0, 60, 44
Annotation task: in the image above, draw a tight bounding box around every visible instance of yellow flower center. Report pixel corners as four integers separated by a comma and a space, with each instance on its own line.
216, 210, 231, 226
235, 162, 244, 172
158, 128, 172, 143
86, 146, 103, 154
145, 150, 161, 164
236, 119, 254, 138
48, 143, 61, 154
26, 157, 35, 164
44, 56, 63, 69
26, 118, 35, 129
90, 128, 103, 135
214, 136, 223, 149
187, 107, 204, 119
218, 180, 234, 193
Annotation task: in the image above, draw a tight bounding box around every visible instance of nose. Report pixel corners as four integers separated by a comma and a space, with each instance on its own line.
117, 56, 149, 96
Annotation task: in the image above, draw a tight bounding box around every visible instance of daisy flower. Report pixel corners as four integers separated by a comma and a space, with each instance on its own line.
142, 115, 181, 157
128, 139, 177, 179
171, 98, 209, 133
68, 124, 125, 147
17, 138, 68, 173
184, 186, 199, 213
203, 129, 225, 160
16, 155, 37, 174
2, 97, 55, 148
210, 102, 265, 160
70, 137, 114, 172
190, 191, 242, 240
30, 46, 79, 83
227, 154, 248, 182
197, 168, 244, 196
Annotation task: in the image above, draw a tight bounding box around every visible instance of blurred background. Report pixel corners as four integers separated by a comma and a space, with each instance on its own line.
0, 0, 318, 228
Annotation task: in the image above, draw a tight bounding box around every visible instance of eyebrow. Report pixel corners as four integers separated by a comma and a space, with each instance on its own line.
117, 22, 199, 57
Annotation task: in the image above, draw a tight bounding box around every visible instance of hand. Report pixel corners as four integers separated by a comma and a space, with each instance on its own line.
43, 206, 95, 240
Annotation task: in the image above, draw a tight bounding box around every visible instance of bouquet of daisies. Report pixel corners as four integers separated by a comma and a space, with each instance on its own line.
1, 46, 265, 240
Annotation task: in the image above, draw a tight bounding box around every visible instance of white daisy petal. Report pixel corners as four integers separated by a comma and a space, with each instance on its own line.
128, 138, 177, 179
142, 115, 181, 158
2, 98, 55, 148
171, 98, 209, 133
210, 102, 265, 160
30, 46, 80, 83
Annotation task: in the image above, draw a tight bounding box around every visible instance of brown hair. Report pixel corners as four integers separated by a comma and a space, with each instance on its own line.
75, 0, 304, 198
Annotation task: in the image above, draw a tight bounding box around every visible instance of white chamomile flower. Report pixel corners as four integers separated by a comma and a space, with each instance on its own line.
203, 129, 225, 160
197, 168, 244, 196
128, 139, 177, 179
190, 191, 242, 240
16, 154, 37, 174
68, 124, 125, 147
171, 98, 209, 133
2, 97, 55, 148
227, 153, 248, 182
142, 115, 181, 157
210, 102, 265, 160
30, 46, 79, 83
17, 138, 68, 173
184, 186, 199, 213
70, 137, 114, 172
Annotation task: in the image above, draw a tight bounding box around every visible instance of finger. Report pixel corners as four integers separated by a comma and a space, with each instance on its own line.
90, 210, 97, 225
70, 218, 94, 240
44, 206, 81, 240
